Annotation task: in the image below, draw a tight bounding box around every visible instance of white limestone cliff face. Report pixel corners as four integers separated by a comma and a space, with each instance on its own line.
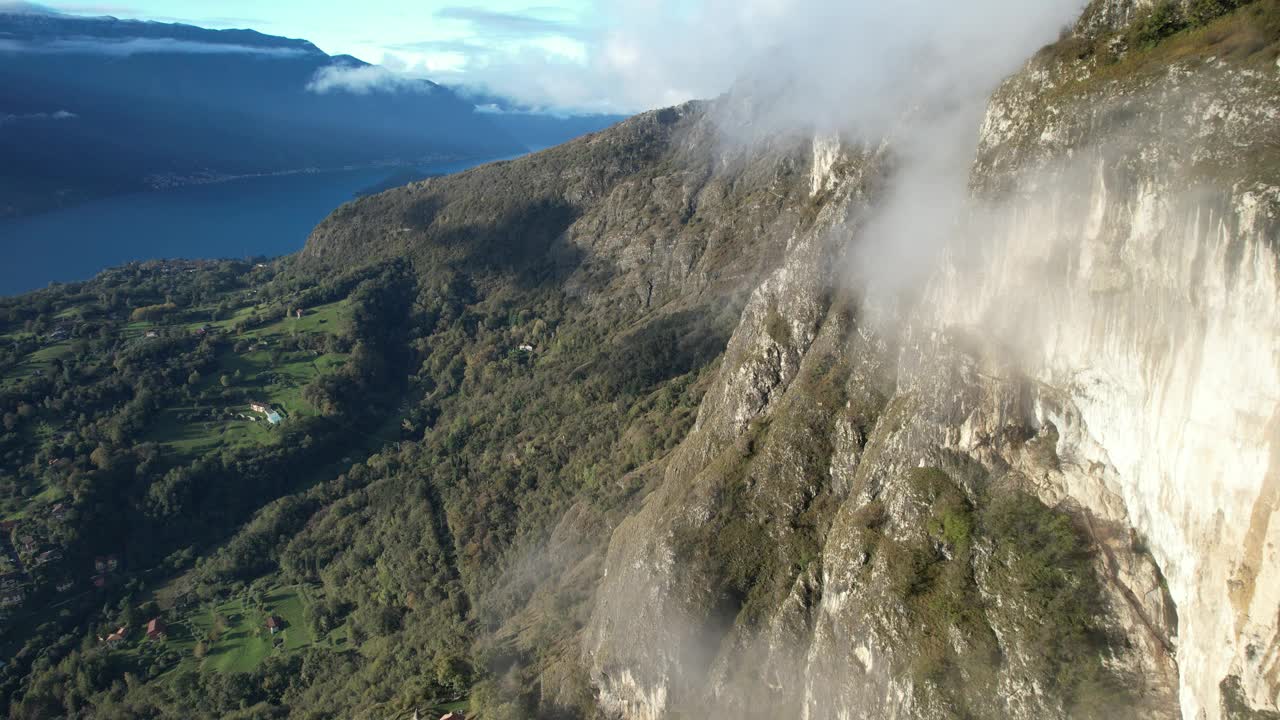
927, 168, 1280, 720
951, 34, 1280, 714
811, 133, 843, 197
1080, 0, 1159, 33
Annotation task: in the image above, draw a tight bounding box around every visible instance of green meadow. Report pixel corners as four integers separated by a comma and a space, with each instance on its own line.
122, 583, 342, 676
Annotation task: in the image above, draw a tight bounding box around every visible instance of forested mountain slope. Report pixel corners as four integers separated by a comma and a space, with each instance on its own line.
2, 1, 1279, 718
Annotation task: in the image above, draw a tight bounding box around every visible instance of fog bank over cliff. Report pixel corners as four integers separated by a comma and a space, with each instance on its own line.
461, 0, 1085, 119
703, 0, 1085, 311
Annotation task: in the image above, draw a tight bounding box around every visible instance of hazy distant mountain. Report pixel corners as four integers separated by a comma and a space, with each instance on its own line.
0, 7, 528, 217
456, 91, 628, 150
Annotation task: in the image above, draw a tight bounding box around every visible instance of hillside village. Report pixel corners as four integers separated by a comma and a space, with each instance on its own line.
0, 260, 369, 637
0, 239, 570, 716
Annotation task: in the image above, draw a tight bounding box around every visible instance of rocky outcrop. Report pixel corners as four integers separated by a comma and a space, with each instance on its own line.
584, 3, 1280, 720
583, 128, 1186, 717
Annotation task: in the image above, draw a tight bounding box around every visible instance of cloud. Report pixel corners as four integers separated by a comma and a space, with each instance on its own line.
45, 3, 137, 14
0, 109, 78, 126
434, 6, 579, 38
0, 36, 310, 56
799, 0, 1085, 315
415, 0, 1083, 120
306, 63, 435, 95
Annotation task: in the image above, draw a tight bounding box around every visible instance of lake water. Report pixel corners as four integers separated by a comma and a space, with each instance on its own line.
0, 156, 510, 297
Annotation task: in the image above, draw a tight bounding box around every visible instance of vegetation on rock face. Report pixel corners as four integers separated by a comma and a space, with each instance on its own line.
1129, 0, 1262, 47
891, 468, 992, 691
980, 488, 1124, 717
846, 467, 1125, 718
1045, 0, 1280, 70
1222, 676, 1280, 719
977, 0, 1280, 197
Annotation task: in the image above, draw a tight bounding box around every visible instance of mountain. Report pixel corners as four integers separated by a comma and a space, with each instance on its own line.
1, 0, 1278, 719
0, 8, 526, 218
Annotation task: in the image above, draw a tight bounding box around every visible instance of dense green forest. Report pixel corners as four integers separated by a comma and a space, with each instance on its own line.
0, 222, 729, 718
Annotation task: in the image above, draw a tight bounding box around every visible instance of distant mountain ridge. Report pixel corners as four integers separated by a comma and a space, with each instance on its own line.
0, 8, 323, 52
0, 8, 619, 218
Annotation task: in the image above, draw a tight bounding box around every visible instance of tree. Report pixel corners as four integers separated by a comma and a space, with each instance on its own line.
1187, 0, 1240, 24
90, 447, 111, 471
187, 370, 201, 387
220, 375, 231, 388
1130, 0, 1188, 48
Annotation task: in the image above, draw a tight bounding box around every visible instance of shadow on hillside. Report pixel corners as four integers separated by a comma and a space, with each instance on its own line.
576, 307, 735, 396
407, 195, 584, 290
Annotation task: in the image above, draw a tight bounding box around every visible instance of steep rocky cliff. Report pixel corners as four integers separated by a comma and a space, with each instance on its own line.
583, 2, 1280, 719
959, 7, 1280, 715
297, 1, 1280, 718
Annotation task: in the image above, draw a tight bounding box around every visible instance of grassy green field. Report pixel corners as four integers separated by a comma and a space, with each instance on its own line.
186, 299, 351, 340
121, 320, 156, 337
0, 420, 69, 520
142, 346, 347, 459
133, 300, 352, 460
141, 584, 332, 675
429, 699, 470, 715
145, 409, 277, 457
0, 340, 73, 389
1, 485, 68, 521
250, 301, 351, 339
